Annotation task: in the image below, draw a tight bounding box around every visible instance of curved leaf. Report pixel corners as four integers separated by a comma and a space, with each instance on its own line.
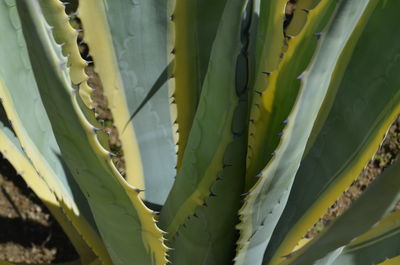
245, 0, 287, 188
170, 0, 228, 168
245, 0, 333, 189
265, 1, 400, 263
15, 1, 167, 264
165, 1, 252, 263
159, 0, 248, 241
79, 0, 175, 205
330, 211, 400, 265
235, 0, 338, 264
0, 116, 100, 265
0, 2, 108, 264
279, 160, 400, 265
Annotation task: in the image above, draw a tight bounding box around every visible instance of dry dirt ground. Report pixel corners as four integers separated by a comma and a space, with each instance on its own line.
0, 158, 77, 263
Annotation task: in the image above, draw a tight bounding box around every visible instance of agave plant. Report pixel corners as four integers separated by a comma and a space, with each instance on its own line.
0, 0, 399, 264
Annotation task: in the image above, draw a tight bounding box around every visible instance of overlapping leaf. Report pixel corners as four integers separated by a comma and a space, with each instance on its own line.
79, 0, 175, 205
11, 1, 167, 264
265, 1, 400, 263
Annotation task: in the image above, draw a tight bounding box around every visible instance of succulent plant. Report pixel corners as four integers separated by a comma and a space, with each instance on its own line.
0, 0, 399, 264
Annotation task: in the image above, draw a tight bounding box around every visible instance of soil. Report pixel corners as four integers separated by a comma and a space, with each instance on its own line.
86, 66, 127, 176
0, 156, 78, 264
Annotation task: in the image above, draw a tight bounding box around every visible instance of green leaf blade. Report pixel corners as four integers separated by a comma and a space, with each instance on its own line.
14, 1, 167, 264
160, 0, 248, 245
280, 160, 400, 265
265, 0, 400, 262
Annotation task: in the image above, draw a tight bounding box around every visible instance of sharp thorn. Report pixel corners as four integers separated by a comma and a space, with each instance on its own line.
314, 32, 322, 39
297, 71, 306, 80
108, 152, 117, 158
135, 188, 145, 193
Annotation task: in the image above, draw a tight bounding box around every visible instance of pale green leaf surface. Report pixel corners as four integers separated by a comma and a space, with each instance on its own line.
159, 0, 249, 242
280, 160, 400, 265
78, 0, 147, 198
98, 0, 176, 205
0, 4, 103, 261
0, 0, 94, 222
285, 0, 322, 36
169, 0, 252, 258
171, 0, 228, 168
0, 105, 104, 265
330, 211, 400, 265
235, 0, 373, 264
246, 0, 335, 189
170, 137, 246, 265
313, 248, 344, 265
15, 1, 166, 264
245, 0, 287, 187
265, 1, 400, 263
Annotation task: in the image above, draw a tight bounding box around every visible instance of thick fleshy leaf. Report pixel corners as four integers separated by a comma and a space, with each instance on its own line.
164, 1, 252, 263
285, 0, 321, 36
235, 0, 389, 263
0, 0, 89, 219
0, 113, 100, 265
265, 0, 400, 263
279, 160, 400, 265
159, 0, 249, 243
379, 256, 400, 265
330, 211, 400, 265
79, 0, 175, 205
170, 0, 228, 168
245, 0, 287, 188
38, 0, 93, 110
245, 0, 333, 189
234, 0, 339, 264
0, 2, 109, 264
15, 1, 167, 264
